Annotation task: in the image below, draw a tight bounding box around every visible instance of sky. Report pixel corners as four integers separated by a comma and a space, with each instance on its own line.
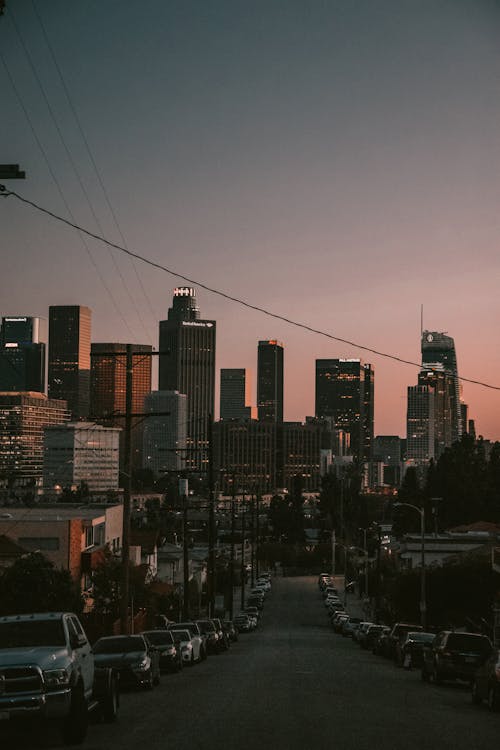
1, 0, 499, 439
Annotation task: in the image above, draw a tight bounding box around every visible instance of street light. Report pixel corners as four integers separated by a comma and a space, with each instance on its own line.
394, 502, 426, 629
337, 543, 365, 606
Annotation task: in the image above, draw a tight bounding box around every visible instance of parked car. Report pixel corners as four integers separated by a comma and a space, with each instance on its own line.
168, 622, 207, 660
341, 617, 362, 637
223, 620, 239, 642
472, 648, 500, 711
244, 606, 261, 622
93, 634, 160, 690
372, 626, 391, 655
362, 624, 386, 650
332, 613, 349, 632
195, 619, 220, 654
212, 618, 230, 651
386, 623, 423, 660
234, 613, 253, 632
354, 622, 374, 645
422, 631, 493, 684
140, 629, 182, 673
170, 629, 202, 664
396, 631, 435, 668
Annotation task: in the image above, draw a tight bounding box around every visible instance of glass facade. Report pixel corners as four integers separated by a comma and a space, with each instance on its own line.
48, 306, 91, 419
257, 340, 284, 423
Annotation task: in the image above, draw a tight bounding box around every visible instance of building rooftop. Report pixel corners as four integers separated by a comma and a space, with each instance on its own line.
0, 503, 121, 522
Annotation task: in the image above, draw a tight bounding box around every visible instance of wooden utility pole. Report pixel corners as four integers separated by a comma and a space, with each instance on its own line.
207, 416, 216, 616
119, 345, 133, 634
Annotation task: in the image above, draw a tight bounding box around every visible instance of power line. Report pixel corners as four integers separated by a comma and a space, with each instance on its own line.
7, 5, 150, 343
1, 186, 499, 393
30, 0, 159, 327
0, 50, 135, 339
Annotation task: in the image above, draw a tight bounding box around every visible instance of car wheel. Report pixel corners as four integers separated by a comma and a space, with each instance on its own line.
62, 686, 88, 746
153, 668, 160, 687
487, 685, 500, 712
144, 670, 154, 690
101, 674, 119, 723
471, 680, 482, 706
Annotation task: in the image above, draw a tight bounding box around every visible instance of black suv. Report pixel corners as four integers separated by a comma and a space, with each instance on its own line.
421, 631, 493, 684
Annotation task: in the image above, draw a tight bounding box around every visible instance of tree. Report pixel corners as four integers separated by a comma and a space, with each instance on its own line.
0, 552, 83, 615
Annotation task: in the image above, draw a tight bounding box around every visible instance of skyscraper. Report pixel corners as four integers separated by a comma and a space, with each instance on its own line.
418, 367, 453, 459
315, 359, 374, 460
48, 306, 91, 419
143, 391, 187, 475
406, 384, 435, 463
257, 340, 284, 423
159, 288, 216, 471
90, 343, 152, 470
0, 316, 47, 393
220, 368, 253, 420
421, 330, 462, 443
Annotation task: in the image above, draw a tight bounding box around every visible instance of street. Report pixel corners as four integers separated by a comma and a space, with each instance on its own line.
8, 576, 500, 749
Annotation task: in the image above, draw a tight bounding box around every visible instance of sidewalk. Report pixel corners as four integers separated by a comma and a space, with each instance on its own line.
331, 575, 371, 620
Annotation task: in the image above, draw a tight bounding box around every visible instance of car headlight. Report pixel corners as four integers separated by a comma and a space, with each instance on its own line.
132, 657, 151, 671
43, 668, 71, 687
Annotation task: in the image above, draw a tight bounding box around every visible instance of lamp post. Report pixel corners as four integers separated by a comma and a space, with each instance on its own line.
394, 502, 426, 629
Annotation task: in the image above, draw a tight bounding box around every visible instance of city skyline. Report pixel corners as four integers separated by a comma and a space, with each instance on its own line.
1, 2, 499, 439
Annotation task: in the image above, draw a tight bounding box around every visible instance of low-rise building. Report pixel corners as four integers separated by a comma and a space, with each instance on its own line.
0, 503, 123, 588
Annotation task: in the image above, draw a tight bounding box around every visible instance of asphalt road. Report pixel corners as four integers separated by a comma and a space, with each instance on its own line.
7, 576, 500, 749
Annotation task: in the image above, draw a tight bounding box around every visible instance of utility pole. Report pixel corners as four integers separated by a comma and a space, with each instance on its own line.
240, 503, 246, 611
255, 490, 260, 580
181, 479, 190, 619
250, 494, 255, 588
119, 344, 133, 635
207, 416, 216, 616
229, 481, 236, 619
90, 347, 170, 635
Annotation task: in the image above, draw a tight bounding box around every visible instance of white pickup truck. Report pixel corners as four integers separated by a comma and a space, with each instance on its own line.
0, 611, 119, 745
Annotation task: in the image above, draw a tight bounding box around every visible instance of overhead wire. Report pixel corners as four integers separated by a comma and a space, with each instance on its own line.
30, 0, 159, 328
1, 186, 499, 394
0, 50, 135, 339
6, 6, 150, 343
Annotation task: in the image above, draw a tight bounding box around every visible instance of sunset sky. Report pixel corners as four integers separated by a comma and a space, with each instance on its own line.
1, 1, 499, 439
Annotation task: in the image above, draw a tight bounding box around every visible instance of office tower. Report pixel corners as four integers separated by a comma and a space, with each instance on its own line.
418, 367, 453, 459
90, 343, 152, 470
220, 368, 253, 420
257, 340, 284, 423
0, 392, 69, 491
48, 306, 91, 419
421, 330, 462, 442
159, 288, 216, 471
406, 385, 435, 463
315, 359, 374, 460
373, 435, 403, 487
143, 391, 187, 475
0, 316, 47, 393
43, 422, 120, 494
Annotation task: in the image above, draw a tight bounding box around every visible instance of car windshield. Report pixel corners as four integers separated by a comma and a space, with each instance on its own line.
0, 620, 66, 648
93, 636, 145, 654
171, 630, 190, 641
143, 631, 174, 646
197, 621, 216, 632
172, 623, 199, 637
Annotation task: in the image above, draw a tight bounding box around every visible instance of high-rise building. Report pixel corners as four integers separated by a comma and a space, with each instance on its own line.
0, 316, 47, 393
90, 343, 152, 470
257, 340, 284, 423
0, 392, 69, 492
220, 368, 253, 420
406, 385, 435, 463
143, 391, 187, 475
43, 422, 120, 494
48, 306, 91, 419
421, 330, 462, 442
418, 367, 453, 459
315, 359, 374, 460
159, 288, 216, 471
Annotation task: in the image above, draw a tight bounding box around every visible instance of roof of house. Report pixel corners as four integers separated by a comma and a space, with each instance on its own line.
448, 521, 500, 535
